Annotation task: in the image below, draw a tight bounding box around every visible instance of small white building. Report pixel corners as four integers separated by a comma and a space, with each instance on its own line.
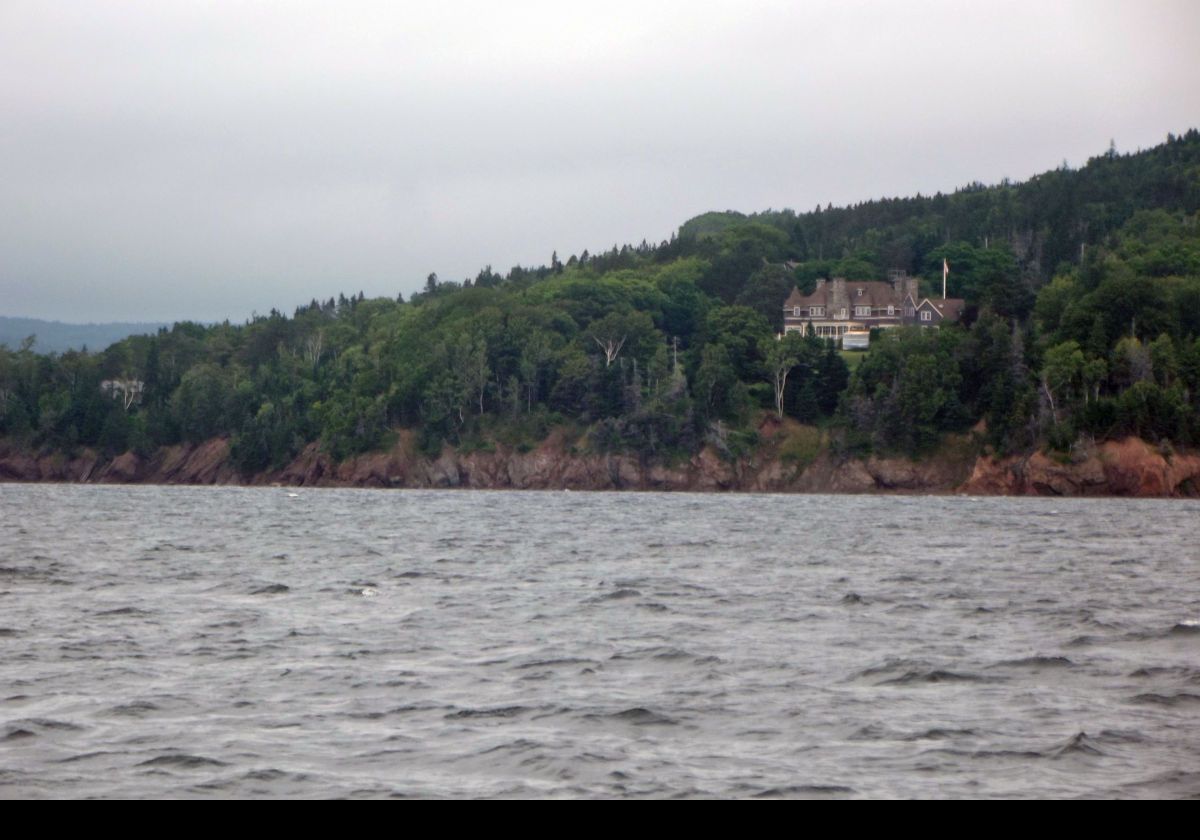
842, 330, 870, 350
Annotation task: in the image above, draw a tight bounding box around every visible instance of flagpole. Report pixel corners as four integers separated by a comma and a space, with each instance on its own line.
942, 259, 948, 300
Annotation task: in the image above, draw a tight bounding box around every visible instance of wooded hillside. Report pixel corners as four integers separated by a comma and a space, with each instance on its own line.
3, 131, 1199, 472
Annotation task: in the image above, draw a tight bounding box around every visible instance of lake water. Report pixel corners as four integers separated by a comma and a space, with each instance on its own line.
1, 484, 1198, 798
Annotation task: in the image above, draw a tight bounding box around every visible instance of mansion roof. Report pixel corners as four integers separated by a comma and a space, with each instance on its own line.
784, 280, 903, 310
782, 276, 965, 330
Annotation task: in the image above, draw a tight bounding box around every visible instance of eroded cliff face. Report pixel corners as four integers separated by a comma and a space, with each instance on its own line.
959, 437, 1200, 497
243, 423, 978, 493
0, 438, 238, 485
2, 432, 1197, 496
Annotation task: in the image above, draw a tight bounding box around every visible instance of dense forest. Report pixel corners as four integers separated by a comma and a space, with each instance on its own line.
3, 130, 1200, 475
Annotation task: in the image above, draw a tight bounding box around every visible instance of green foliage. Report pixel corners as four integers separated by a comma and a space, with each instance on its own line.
840, 327, 972, 455
1041, 340, 1085, 416
696, 224, 790, 303
1113, 381, 1194, 443
736, 264, 794, 331
697, 306, 772, 384
692, 343, 748, 423
927, 242, 1031, 318
171, 363, 230, 442
778, 424, 823, 467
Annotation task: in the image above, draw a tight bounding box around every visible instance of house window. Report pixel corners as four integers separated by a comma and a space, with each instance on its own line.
856, 288, 863, 297
906, 307, 915, 316
887, 305, 894, 315
856, 306, 871, 317
838, 308, 847, 319
811, 306, 824, 317
793, 306, 801, 316
920, 310, 932, 321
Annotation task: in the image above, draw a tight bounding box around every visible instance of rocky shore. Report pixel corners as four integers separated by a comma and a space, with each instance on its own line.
3, 429, 1199, 497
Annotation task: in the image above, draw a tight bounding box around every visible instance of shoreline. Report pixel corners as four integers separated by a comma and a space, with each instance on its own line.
3, 433, 1198, 498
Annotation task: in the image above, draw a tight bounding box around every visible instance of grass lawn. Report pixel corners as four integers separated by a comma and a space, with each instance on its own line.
839, 349, 867, 371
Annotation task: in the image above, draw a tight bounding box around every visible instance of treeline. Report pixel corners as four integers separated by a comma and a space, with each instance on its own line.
1, 132, 1199, 471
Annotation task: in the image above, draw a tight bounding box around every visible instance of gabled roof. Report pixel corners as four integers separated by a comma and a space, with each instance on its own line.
784, 286, 808, 308
847, 282, 901, 308
783, 279, 904, 308
915, 298, 966, 321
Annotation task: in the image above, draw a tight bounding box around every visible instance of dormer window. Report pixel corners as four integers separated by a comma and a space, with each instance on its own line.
855, 305, 871, 317
887, 305, 894, 315
793, 306, 801, 316
920, 310, 932, 322
856, 288, 863, 296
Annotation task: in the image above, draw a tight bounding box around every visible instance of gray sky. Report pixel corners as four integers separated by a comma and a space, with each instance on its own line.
2, 1, 1198, 324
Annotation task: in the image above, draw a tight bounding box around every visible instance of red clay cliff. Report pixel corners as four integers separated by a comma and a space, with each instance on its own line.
3, 430, 1198, 496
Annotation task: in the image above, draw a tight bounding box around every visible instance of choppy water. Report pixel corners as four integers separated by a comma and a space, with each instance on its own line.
1, 485, 1198, 798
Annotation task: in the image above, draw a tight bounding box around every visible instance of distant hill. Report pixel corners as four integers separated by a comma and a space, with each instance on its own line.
0, 316, 168, 354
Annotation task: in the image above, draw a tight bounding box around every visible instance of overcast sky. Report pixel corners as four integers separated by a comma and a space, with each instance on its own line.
2, 1, 1198, 324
